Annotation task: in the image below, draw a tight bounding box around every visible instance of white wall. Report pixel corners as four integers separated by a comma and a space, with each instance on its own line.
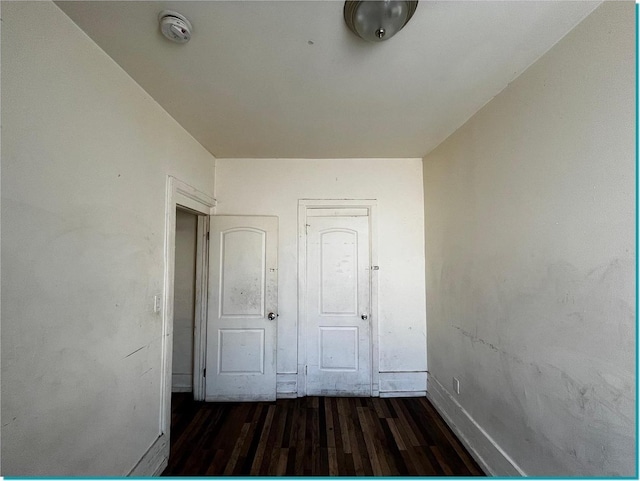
423, 2, 635, 476
172, 210, 198, 392
1, 1, 215, 475
215, 158, 427, 394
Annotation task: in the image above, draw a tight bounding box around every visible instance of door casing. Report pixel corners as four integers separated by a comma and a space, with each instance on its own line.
161, 177, 216, 435
147, 177, 215, 477
297, 199, 379, 397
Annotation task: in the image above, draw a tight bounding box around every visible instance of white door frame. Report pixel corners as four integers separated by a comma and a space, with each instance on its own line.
133, 176, 215, 476
161, 176, 216, 431
297, 199, 379, 397
192, 214, 210, 401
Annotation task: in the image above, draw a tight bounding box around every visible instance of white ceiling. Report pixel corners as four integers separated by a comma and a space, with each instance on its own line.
57, 1, 599, 159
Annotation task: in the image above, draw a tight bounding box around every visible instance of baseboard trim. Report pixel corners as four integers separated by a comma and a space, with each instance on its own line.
380, 390, 426, 398
128, 433, 169, 477
153, 458, 169, 477
276, 371, 428, 398
276, 392, 298, 399
379, 371, 427, 396
171, 386, 192, 393
427, 375, 525, 476
172, 373, 192, 393
277, 373, 298, 398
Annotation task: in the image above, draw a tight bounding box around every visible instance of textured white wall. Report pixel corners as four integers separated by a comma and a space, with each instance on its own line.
214, 158, 427, 376
1, 2, 215, 475
172, 210, 198, 391
423, 2, 635, 476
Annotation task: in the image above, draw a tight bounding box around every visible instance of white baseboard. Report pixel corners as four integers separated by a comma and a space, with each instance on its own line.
172, 373, 192, 392
153, 458, 168, 476
277, 373, 298, 398
128, 433, 169, 477
276, 371, 428, 398
427, 375, 525, 476
379, 371, 427, 396
172, 386, 192, 393
380, 390, 426, 398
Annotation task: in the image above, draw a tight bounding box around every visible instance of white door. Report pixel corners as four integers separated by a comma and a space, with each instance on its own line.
205, 216, 278, 401
306, 210, 371, 396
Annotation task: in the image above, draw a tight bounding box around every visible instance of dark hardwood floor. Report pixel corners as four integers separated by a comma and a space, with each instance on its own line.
162, 393, 484, 476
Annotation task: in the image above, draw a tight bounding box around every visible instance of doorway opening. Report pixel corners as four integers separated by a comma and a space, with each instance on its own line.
170, 204, 209, 404
171, 207, 200, 395
167, 204, 211, 467
152, 176, 215, 475
168, 206, 207, 469
168, 203, 210, 459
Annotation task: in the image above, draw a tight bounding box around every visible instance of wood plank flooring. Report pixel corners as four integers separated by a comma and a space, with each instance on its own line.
162, 394, 484, 476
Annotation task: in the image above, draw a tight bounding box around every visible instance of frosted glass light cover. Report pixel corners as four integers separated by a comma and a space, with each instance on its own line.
344, 1, 418, 42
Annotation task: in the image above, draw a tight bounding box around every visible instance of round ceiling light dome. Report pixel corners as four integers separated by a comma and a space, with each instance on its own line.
158, 10, 193, 44
344, 0, 418, 42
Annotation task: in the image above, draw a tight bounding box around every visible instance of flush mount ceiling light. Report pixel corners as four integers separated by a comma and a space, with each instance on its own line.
158, 10, 193, 44
344, 0, 418, 42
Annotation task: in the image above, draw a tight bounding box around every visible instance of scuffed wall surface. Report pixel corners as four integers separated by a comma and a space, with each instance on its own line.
423, 2, 635, 476
214, 158, 427, 376
1, 1, 215, 475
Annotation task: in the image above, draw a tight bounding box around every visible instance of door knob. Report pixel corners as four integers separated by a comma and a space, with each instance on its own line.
361, 314, 368, 320
268, 312, 277, 321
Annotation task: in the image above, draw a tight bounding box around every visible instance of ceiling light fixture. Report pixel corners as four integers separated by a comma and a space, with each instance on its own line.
158, 10, 193, 44
344, 0, 418, 42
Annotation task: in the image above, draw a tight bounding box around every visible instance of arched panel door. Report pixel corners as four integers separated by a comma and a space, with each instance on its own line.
206, 216, 278, 401
306, 214, 371, 396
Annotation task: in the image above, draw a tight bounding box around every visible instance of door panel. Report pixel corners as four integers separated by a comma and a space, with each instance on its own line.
206, 216, 278, 401
218, 329, 265, 373
220, 229, 265, 317
320, 327, 359, 370
321, 230, 358, 315
306, 215, 371, 396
